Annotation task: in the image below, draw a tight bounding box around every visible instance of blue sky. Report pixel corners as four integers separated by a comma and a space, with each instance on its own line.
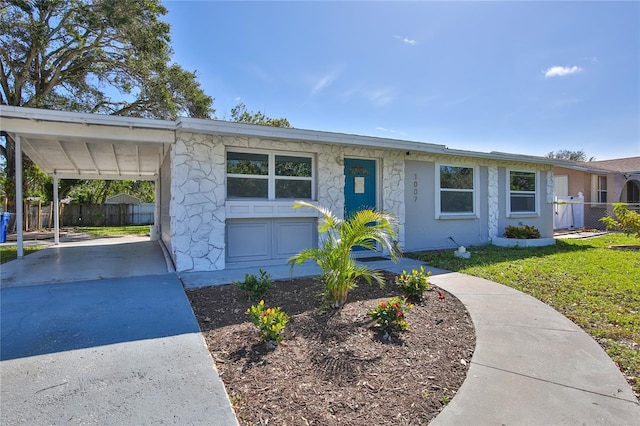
162, 1, 639, 161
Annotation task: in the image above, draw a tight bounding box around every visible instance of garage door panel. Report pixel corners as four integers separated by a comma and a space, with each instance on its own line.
226, 221, 271, 262
226, 218, 316, 263
274, 220, 316, 258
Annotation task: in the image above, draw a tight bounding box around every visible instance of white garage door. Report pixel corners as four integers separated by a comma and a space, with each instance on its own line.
226, 218, 317, 263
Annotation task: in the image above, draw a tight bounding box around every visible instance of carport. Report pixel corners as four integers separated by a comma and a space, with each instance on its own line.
0, 105, 175, 256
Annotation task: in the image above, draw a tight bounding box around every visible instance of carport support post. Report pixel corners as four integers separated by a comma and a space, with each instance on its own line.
151, 177, 160, 241
53, 175, 60, 245
15, 135, 23, 258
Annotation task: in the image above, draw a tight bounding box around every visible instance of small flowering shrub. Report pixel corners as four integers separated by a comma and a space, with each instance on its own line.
600, 203, 640, 238
246, 300, 290, 344
368, 297, 413, 334
504, 225, 540, 239
233, 268, 272, 300
396, 266, 432, 301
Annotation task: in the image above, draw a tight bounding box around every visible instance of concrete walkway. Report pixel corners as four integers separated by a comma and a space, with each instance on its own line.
183, 257, 640, 425
428, 270, 640, 425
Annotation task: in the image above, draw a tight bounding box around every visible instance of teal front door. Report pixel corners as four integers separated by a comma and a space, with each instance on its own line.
344, 158, 376, 250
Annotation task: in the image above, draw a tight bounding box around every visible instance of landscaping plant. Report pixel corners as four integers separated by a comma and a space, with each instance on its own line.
396, 266, 432, 301
369, 297, 413, 335
288, 200, 401, 307
600, 203, 640, 238
503, 224, 540, 239
246, 300, 290, 344
233, 268, 272, 300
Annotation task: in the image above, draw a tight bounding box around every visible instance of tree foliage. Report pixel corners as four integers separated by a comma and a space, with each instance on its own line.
600, 203, 640, 239
0, 1, 293, 211
65, 180, 155, 204
0, 0, 214, 210
546, 149, 594, 162
230, 102, 291, 128
0, 0, 213, 118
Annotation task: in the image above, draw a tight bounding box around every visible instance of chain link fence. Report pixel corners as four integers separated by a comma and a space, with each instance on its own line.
554, 200, 640, 231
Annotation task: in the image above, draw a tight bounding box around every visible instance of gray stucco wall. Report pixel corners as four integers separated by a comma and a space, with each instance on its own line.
404, 160, 490, 251
496, 167, 554, 238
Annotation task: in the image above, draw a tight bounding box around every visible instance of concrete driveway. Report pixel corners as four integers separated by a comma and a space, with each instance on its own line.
1, 235, 170, 287
0, 237, 238, 425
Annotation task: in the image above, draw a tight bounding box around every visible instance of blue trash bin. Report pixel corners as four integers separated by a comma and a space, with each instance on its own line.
0, 212, 11, 243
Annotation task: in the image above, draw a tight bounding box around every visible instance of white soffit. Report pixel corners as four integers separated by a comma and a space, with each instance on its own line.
1, 106, 174, 180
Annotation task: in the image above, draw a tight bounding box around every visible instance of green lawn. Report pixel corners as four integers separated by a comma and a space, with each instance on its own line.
407, 233, 640, 396
77, 225, 151, 236
0, 245, 47, 264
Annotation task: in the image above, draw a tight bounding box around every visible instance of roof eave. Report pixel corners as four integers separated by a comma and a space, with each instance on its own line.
0, 105, 175, 130
177, 117, 560, 165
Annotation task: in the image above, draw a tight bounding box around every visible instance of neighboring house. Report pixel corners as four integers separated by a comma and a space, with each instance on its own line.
105, 193, 142, 205
2, 106, 562, 272
105, 193, 155, 225
553, 157, 640, 230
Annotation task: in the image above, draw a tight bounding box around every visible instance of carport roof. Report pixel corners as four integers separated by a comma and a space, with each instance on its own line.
1, 106, 174, 180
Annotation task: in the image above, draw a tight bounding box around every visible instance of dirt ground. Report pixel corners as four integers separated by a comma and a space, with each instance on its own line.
187, 271, 475, 425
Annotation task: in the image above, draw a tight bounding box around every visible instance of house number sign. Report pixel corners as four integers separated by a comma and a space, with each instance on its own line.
413, 173, 418, 202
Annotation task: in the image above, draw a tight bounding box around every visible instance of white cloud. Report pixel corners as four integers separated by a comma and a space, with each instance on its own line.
340, 86, 396, 106
307, 67, 342, 96
376, 127, 407, 136
544, 65, 583, 78
367, 88, 396, 106
311, 71, 339, 96
394, 35, 417, 45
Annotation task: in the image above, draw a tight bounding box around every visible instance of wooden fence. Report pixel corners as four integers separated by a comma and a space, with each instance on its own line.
3, 202, 155, 231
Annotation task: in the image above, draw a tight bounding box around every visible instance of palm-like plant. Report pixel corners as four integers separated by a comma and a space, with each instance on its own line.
288, 201, 401, 307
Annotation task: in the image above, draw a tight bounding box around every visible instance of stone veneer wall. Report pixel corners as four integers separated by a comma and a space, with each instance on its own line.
171, 132, 226, 271
487, 166, 499, 239
171, 132, 406, 272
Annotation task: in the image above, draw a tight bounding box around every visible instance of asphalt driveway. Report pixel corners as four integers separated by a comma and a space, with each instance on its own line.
0, 238, 238, 425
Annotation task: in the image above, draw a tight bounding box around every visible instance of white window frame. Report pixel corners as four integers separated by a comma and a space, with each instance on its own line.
226, 148, 315, 201
507, 169, 539, 217
596, 175, 609, 204
435, 163, 479, 219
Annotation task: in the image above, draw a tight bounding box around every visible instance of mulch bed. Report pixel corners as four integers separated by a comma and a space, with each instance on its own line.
186, 272, 475, 425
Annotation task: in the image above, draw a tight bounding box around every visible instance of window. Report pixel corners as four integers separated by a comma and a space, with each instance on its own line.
597, 176, 608, 203
227, 152, 268, 198
508, 170, 537, 214
226, 150, 313, 200
275, 155, 312, 199
624, 180, 639, 203
436, 165, 477, 216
